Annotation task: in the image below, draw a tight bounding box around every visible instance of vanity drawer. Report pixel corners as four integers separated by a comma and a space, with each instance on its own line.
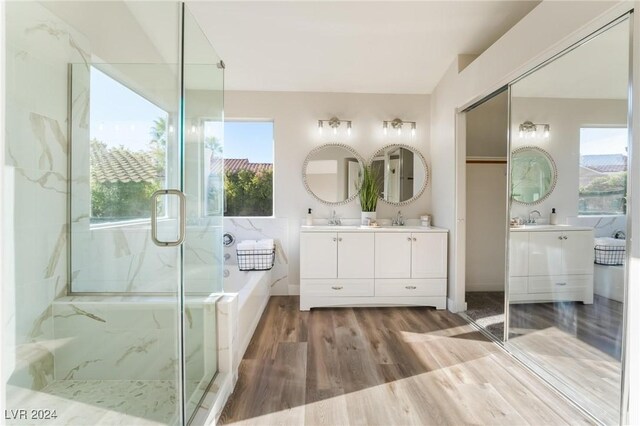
374, 279, 446, 297
528, 275, 593, 293
301, 279, 374, 297
509, 276, 528, 294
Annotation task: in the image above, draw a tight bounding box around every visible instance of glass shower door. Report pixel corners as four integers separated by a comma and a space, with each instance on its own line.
181, 5, 225, 423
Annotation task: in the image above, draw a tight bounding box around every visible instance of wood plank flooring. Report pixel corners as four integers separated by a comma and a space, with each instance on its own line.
219, 296, 593, 425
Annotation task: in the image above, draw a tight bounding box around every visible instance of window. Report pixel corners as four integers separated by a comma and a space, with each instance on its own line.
579, 127, 628, 215
89, 67, 169, 224
205, 121, 274, 217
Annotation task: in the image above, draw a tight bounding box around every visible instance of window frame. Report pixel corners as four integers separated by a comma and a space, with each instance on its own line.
578, 125, 628, 217
204, 118, 275, 218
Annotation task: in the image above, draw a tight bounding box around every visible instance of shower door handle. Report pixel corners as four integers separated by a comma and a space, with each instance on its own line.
151, 189, 186, 247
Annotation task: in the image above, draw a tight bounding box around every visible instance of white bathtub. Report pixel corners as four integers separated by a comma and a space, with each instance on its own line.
594, 264, 625, 302
223, 268, 271, 363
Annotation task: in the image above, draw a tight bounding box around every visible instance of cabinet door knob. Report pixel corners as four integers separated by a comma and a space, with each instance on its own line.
407, 237, 412, 241
331, 286, 343, 290
412, 237, 417, 241
405, 285, 417, 290
333, 237, 337, 242
338, 237, 343, 242
563, 236, 568, 240
558, 236, 563, 240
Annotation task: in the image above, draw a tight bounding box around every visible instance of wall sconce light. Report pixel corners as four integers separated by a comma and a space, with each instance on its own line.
383, 118, 416, 138
318, 117, 352, 137
519, 120, 550, 139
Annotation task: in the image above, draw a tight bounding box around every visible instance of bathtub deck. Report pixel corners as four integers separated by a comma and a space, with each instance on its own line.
219, 296, 593, 425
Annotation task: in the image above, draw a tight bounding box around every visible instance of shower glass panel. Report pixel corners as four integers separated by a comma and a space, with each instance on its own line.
507, 15, 630, 425
181, 5, 224, 422
4, 1, 223, 424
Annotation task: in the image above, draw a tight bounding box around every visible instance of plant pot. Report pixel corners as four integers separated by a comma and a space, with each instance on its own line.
361, 211, 377, 226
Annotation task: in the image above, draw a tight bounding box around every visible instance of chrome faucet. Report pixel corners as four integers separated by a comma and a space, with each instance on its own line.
328, 210, 341, 226
392, 210, 405, 226
528, 210, 541, 224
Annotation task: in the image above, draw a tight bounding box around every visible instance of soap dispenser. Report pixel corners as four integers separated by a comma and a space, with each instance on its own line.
306, 208, 313, 226
550, 208, 557, 225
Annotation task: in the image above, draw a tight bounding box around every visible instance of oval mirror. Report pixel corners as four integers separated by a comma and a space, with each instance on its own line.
303, 143, 364, 205
511, 146, 557, 204
370, 144, 428, 205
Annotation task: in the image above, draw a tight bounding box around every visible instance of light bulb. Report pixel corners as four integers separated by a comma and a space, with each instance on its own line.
347, 122, 351, 137
333, 126, 337, 136
191, 125, 196, 133
397, 127, 402, 136
411, 124, 416, 138
318, 121, 323, 134
383, 122, 388, 136
169, 125, 174, 133
543, 125, 550, 138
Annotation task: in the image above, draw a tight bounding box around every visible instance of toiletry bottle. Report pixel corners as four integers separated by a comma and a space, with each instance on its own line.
306, 208, 313, 226
550, 208, 557, 225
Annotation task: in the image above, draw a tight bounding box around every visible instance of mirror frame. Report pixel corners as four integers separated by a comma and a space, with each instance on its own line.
302, 143, 365, 205
511, 145, 558, 205
369, 144, 429, 206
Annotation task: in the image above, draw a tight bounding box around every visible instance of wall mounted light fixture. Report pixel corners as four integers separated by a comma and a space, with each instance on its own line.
519, 120, 550, 139
383, 118, 416, 137
318, 117, 352, 137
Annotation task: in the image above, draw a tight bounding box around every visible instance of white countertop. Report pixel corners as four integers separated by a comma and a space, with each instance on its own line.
300, 225, 448, 233
509, 224, 593, 232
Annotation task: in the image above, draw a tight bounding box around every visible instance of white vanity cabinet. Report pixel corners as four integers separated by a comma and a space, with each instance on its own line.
300, 232, 374, 279
300, 226, 448, 311
509, 227, 594, 304
375, 232, 447, 279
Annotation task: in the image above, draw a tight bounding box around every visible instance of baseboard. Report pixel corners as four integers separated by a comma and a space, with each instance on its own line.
447, 297, 467, 313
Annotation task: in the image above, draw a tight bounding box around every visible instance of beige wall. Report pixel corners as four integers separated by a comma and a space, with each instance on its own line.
465, 91, 508, 292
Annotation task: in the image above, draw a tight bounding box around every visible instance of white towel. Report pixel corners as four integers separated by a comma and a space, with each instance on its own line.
595, 237, 626, 247
255, 239, 274, 250
237, 240, 258, 250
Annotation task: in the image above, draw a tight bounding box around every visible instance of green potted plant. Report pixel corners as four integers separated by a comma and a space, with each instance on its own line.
357, 165, 380, 225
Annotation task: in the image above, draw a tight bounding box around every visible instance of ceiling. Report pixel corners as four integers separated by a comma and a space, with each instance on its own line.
187, 1, 540, 94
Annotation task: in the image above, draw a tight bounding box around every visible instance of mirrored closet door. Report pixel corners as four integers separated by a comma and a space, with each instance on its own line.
506, 15, 631, 425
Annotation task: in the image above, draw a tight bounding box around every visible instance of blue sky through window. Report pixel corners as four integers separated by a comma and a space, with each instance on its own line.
580, 127, 628, 156
90, 67, 168, 151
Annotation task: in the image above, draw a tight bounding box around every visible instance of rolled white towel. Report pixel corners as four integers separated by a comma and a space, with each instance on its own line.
595, 237, 626, 247
255, 239, 274, 250
237, 240, 258, 250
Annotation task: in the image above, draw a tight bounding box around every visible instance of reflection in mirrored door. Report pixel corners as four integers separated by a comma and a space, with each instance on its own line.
507, 15, 630, 425
463, 89, 509, 340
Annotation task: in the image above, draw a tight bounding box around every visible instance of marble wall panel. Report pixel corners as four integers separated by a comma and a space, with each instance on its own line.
223, 218, 290, 295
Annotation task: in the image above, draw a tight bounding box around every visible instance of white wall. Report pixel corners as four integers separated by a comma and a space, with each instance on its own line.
1, 0, 6, 414
225, 90, 431, 294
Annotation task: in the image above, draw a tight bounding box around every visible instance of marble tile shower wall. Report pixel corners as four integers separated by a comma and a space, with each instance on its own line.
4, 2, 91, 390
51, 300, 211, 382
223, 218, 289, 295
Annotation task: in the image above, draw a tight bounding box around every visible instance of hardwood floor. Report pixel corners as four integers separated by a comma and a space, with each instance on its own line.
219, 296, 593, 425
465, 292, 623, 425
